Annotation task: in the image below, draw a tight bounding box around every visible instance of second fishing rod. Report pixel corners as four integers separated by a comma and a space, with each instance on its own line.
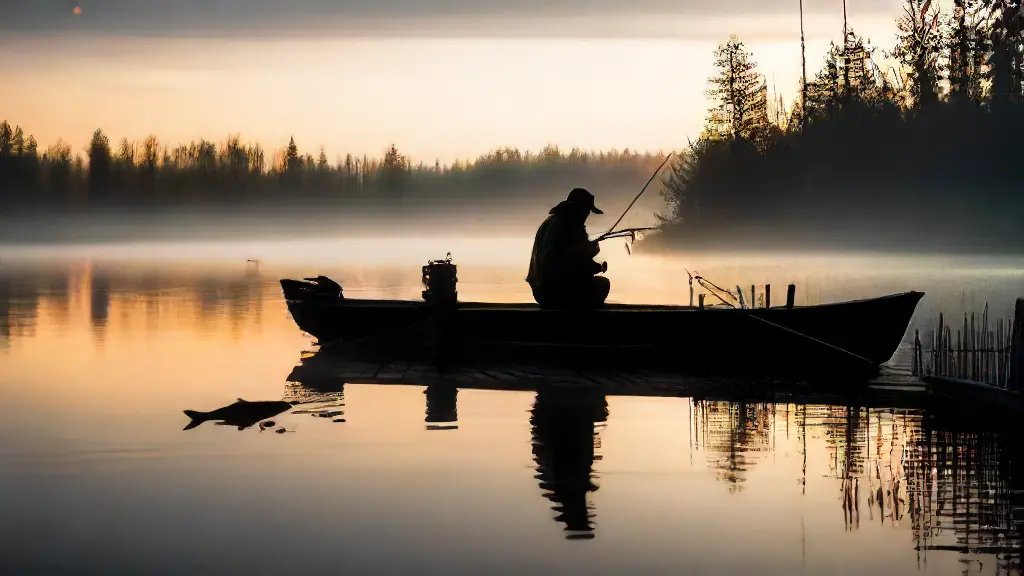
591, 151, 676, 244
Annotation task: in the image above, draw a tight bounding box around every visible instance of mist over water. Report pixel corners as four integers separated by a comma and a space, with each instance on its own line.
2, 236, 1023, 574
0, 181, 669, 245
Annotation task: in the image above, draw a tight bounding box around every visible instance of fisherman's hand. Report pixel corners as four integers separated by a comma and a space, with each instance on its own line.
601, 261, 608, 274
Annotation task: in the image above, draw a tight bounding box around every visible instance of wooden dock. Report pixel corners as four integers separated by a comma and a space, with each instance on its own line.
907, 296, 1024, 416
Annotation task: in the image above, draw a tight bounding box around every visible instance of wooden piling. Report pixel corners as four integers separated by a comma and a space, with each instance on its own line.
765, 284, 771, 308
1011, 298, 1023, 392
957, 327, 963, 380
938, 313, 944, 376
917, 330, 925, 375
698, 293, 705, 311
786, 284, 796, 310
751, 285, 756, 308
999, 319, 1004, 385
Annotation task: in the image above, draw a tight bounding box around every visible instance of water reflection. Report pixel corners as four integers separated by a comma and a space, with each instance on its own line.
0, 260, 274, 349
3, 253, 1024, 572
296, 367, 1024, 564
182, 398, 296, 431
0, 275, 41, 346
689, 401, 1024, 573
283, 357, 348, 423
89, 264, 110, 343
693, 401, 773, 492
905, 427, 1024, 573
0, 278, 9, 349
530, 386, 608, 539
277, 351, 1024, 563
425, 382, 459, 431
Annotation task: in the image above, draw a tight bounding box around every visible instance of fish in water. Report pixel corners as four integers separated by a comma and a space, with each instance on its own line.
183, 398, 297, 431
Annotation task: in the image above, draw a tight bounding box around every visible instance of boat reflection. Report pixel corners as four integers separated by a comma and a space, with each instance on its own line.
283, 361, 347, 423
280, 349, 1024, 563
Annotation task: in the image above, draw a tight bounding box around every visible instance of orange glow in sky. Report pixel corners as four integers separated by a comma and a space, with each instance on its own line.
3, 12, 903, 164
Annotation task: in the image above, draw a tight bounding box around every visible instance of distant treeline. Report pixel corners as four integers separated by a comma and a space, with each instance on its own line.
646, 0, 1024, 254
0, 124, 666, 212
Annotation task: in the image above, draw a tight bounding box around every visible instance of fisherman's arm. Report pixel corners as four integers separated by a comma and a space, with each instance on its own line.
563, 229, 600, 258
558, 241, 603, 275
545, 221, 603, 276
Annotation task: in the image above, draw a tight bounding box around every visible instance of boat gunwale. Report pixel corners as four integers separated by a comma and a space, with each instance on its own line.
280, 282, 925, 313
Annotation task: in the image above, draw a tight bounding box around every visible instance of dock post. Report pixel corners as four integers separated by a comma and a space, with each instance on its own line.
938, 313, 944, 377
786, 284, 796, 309
698, 293, 705, 311
917, 330, 925, 375
765, 284, 771, 308
751, 285, 756, 308
1011, 298, 1023, 392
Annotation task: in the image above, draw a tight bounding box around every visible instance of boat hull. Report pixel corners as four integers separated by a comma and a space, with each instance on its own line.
280, 279, 924, 381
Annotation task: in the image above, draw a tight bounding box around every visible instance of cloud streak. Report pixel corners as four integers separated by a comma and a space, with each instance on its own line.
2, 0, 900, 36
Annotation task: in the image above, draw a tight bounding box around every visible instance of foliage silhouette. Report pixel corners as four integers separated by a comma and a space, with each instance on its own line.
0, 124, 666, 215
647, 2, 1024, 254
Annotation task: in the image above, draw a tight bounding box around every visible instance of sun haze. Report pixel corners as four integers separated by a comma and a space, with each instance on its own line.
1, 0, 904, 163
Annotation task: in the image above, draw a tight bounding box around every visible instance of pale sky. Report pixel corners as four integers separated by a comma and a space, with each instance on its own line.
0, 0, 910, 165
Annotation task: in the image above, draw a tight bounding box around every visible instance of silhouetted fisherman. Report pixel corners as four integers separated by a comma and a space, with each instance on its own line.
526, 188, 610, 309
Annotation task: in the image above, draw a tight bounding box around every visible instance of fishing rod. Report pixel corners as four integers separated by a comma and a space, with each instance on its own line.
592, 227, 656, 242
688, 270, 873, 367
689, 270, 739, 308
596, 151, 676, 242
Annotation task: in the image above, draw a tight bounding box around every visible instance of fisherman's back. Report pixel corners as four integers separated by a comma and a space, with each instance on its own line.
526, 212, 567, 290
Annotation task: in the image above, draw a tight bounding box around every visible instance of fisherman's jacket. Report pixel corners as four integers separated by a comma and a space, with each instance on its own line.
526, 202, 602, 291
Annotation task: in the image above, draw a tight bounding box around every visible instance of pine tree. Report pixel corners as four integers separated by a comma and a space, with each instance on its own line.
704, 36, 769, 142
947, 0, 987, 100
380, 144, 408, 196
285, 136, 300, 172
141, 135, 159, 193
981, 0, 1024, 105
891, 0, 944, 108
11, 126, 25, 155
317, 146, 329, 171
0, 121, 11, 157
87, 128, 112, 200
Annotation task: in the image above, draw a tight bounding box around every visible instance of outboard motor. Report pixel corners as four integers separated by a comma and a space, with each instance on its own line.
422, 253, 458, 306
302, 275, 343, 299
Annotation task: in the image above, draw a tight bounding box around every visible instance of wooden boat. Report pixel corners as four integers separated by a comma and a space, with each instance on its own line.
280, 269, 924, 381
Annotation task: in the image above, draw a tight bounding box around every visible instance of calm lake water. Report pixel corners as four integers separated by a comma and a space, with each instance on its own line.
2, 237, 1023, 575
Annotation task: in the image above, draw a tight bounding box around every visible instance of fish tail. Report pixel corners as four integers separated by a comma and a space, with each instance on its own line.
182, 410, 208, 430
